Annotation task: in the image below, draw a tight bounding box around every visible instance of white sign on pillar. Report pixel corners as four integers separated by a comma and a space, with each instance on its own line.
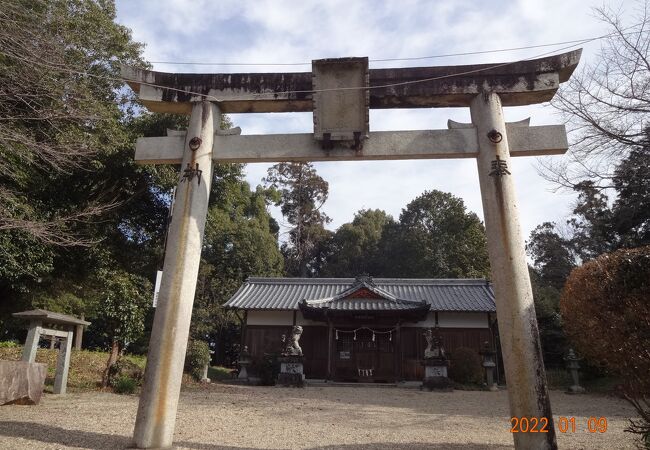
152, 270, 163, 308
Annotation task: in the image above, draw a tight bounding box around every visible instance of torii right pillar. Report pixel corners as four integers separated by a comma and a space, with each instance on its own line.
472, 92, 557, 450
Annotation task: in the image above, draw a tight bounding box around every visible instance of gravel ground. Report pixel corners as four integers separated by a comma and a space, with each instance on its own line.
0, 383, 640, 449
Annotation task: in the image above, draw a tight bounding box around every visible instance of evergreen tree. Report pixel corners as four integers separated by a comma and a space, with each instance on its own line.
264, 162, 331, 277
321, 209, 394, 277
377, 190, 490, 278
191, 166, 284, 362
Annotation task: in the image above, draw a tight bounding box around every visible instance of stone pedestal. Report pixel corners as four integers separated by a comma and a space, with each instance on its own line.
421, 358, 452, 391
200, 364, 211, 384
277, 356, 304, 387
0, 361, 47, 405
483, 361, 498, 391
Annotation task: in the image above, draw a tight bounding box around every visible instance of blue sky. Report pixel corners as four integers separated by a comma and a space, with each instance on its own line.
115, 0, 637, 241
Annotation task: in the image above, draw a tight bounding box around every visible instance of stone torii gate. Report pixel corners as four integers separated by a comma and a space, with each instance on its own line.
122, 50, 581, 450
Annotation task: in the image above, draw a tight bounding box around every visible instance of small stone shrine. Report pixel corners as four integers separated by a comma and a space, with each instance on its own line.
277, 325, 305, 387
421, 327, 452, 391
480, 340, 498, 391
11, 309, 90, 395
564, 349, 585, 394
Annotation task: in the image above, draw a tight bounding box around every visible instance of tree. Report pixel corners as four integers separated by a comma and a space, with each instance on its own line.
88, 268, 151, 387
377, 190, 490, 278
0, 0, 145, 245
567, 182, 618, 260
544, 1, 650, 188
322, 209, 394, 277
611, 148, 650, 247
264, 162, 331, 277
192, 165, 284, 364
527, 222, 577, 290
558, 145, 650, 262
561, 246, 650, 446
525, 223, 577, 366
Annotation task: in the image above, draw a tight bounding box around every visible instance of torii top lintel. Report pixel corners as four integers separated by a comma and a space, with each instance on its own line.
122, 50, 581, 115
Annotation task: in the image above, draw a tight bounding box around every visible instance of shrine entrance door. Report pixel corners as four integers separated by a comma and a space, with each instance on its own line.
334, 327, 395, 383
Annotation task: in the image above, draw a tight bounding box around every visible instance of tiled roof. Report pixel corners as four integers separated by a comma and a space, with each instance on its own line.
225, 277, 496, 312
12, 309, 91, 326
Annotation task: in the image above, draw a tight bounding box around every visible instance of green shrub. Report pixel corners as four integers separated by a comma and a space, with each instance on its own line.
449, 347, 483, 385
0, 341, 19, 348
108, 358, 143, 387
253, 353, 279, 386
113, 376, 138, 394
184, 340, 211, 381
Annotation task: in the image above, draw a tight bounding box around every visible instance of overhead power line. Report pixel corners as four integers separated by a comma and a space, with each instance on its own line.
0, 42, 587, 103
0, 21, 641, 103
146, 27, 638, 67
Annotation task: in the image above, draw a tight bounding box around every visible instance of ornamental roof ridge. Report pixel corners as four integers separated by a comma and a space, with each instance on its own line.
244, 276, 490, 285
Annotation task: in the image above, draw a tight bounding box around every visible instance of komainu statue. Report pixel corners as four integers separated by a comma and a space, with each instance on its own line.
423, 327, 445, 360
281, 325, 303, 356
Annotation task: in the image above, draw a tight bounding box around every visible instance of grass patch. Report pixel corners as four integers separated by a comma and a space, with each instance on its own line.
0, 346, 147, 392
113, 376, 138, 394
208, 366, 236, 381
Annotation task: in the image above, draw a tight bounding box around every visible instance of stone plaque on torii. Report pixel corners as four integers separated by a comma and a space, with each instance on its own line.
122, 50, 581, 450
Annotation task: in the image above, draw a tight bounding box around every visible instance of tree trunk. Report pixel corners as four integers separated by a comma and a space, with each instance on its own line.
101, 339, 120, 388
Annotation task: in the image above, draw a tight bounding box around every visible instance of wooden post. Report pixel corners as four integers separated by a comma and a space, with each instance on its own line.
133, 101, 219, 449
326, 320, 333, 381
239, 311, 248, 352
53, 330, 74, 394
74, 313, 85, 350
395, 322, 402, 382
21, 321, 41, 363
471, 92, 556, 450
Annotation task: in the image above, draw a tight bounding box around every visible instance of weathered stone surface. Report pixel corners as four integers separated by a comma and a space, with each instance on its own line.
0, 360, 47, 405
132, 101, 219, 449
122, 50, 582, 114
277, 356, 305, 387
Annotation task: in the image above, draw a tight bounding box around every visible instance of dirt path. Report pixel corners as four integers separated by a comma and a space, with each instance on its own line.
0, 384, 639, 449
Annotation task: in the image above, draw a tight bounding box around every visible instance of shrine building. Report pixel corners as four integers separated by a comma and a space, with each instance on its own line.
225, 275, 497, 382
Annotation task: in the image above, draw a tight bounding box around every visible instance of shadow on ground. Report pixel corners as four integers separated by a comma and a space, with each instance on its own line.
0, 421, 130, 449
0, 421, 511, 450
177, 444, 511, 450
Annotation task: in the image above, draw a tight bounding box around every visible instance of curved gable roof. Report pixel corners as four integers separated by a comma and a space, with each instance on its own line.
225, 277, 496, 312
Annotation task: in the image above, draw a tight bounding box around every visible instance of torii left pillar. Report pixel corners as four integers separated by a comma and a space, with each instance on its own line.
133, 101, 218, 449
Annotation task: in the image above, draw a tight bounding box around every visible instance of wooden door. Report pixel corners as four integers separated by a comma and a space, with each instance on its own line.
334, 327, 395, 382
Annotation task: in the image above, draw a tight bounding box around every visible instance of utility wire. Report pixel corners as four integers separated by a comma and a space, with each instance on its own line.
146, 27, 639, 67
251, 39, 592, 98
0, 22, 636, 103
0, 42, 585, 104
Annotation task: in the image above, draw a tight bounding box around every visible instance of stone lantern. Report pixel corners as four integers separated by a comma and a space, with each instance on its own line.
564, 348, 585, 394
480, 341, 498, 391
237, 345, 251, 382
